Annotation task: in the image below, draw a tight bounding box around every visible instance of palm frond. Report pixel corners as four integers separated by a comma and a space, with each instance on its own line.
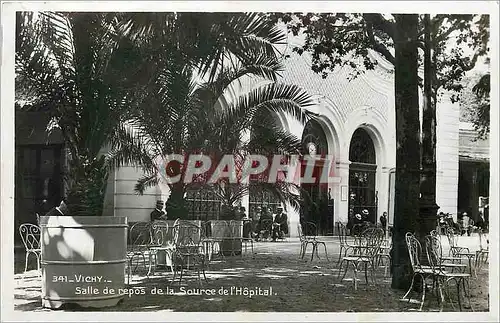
134, 173, 161, 195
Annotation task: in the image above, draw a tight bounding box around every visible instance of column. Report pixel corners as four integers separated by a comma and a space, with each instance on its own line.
335, 160, 351, 224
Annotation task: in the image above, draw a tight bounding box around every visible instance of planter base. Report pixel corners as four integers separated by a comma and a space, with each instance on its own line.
39, 216, 127, 310
221, 239, 242, 256
42, 295, 124, 309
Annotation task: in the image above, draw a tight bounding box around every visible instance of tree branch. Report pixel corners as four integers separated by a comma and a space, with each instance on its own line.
363, 13, 396, 39
461, 51, 481, 72
365, 19, 395, 65
434, 24, 458, 43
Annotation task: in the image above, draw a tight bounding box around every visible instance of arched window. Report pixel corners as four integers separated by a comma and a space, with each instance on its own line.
300, 119, 332, 235
349, 128, 376, 164
349, 128, 377, 223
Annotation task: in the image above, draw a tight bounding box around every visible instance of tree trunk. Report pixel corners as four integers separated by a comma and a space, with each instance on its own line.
418, 13, 439, 252
391, 14, 421, 290
165, 181, 189, 220
66, 156, 109, 216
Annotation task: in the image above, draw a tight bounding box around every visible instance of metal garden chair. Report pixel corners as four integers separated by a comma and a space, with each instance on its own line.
171, 222, 208, 286
298, 221, 329, 262
425, 235, 473, 311
335, 221, 359, 266
338, 227, 384, 290
19, 223, 41, 273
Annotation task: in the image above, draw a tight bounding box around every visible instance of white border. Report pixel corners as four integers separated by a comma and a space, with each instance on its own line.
1, 1, 499, 322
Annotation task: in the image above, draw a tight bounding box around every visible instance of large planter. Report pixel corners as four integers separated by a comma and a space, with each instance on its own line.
39, 216, 127, 309
210, 220, 242, 256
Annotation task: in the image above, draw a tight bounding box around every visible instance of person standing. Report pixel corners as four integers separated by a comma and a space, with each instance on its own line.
347, 208, 355, 232
484, 203, 489, 231
150, 200, 167, 221
380, 211, 388, 235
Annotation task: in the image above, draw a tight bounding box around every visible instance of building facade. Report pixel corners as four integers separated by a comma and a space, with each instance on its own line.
15, 49, 490, 239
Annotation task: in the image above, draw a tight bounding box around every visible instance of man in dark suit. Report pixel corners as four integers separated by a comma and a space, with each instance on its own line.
150, 200, 167, 221
258, 203, 273, 240
272, 206, 288, 241
45, 200, 68, 216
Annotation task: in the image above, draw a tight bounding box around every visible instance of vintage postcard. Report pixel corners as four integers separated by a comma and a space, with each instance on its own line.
1, 1, 498, 322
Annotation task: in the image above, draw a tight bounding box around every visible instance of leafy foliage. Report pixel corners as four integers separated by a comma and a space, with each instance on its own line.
461, 73, 490, 139
16, 12, 300, 217
106, 48, 316, 219
16, 12, 133, 216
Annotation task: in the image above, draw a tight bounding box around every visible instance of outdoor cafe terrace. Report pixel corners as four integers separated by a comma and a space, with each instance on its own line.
14, 221, 489, 313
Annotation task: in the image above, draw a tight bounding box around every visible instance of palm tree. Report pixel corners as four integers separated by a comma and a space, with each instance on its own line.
15, 12, 137, 216
15, 11, 296, 217
107, 50, 317, 219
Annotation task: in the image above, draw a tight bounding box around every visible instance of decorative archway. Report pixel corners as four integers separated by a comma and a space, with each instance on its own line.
349, 128, 377, 223
300, 119, 333, 235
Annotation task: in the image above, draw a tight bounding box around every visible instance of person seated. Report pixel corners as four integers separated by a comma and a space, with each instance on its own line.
361, 209, 370, 223
258, 205, 273, 240
351, 213, 363, 235
45, 200, 68, 216
150, 200, 167, 221
272, 206, 288, 241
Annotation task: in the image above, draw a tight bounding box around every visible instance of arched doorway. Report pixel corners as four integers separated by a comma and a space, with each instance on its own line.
300, 119, 333, 235
349, 128, 377, 223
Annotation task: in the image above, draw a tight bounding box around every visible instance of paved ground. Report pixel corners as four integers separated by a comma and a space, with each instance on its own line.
13, 234, 489, 313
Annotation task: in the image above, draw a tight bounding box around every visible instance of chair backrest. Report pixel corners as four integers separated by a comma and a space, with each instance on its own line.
129, 222, 153, 247
424, 235, 444, 274
336, 222, 348, 245
380, 237, 392, 251
173, 222, 202, 247
229, 220, 243, 238
405, 232, 423, 271
201, 221, 211, 238
445, 227, 459, 248
302, 221, 318, 237
210, 220, 230, 239
358, 227, 385, 258
297, 222, 305, 241
478, 228, 489, 251
19, 223, 41, 251
151, 221, 170, 246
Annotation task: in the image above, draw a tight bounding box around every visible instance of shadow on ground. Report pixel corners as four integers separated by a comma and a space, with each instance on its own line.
13, 238, 489, 312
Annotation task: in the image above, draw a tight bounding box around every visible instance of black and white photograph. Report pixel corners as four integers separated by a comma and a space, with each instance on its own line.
1, 1, 498, 321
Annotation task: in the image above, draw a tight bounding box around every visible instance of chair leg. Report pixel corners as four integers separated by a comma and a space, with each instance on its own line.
402, 274, 416, 301
301, 242, 308, 259
319, 242, 329, 261
437, 278, 445, 312
35, 252, 41, 271
310, 244, 316, 262
352, 262, 359, 291
340, 260, 349, 281
456, 278, 462, 311
364, 262, 369, 285
337, 246, 344, 266
370, 261, 377, 283
419, 274, 427, 311
463, 278, 473, 311
24, 252, 29, 273
337, 259, 345, 279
